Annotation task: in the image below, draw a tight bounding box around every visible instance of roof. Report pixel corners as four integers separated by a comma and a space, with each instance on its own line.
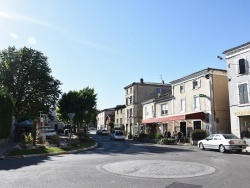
223, 41, 250, 55
170, 67, 226, 85
124, 81, 171, 89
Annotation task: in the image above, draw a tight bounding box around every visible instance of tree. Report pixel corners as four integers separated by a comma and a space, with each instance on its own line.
0, 87, 14, 139
0, 46, 62, 120
57, 87, 97, 133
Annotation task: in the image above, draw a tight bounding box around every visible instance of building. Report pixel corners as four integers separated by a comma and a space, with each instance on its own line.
96, 108, 115, 132
124, 78, 172, 135
142, 68, 231, 138
114, 105, 126, 129
222, 42, 250, 144
142, 93, 173, 135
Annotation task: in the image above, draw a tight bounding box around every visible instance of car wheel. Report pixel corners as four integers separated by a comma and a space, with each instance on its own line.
199, 143, 205, 150
236, 149, 242, 153
219, 145, 226, 153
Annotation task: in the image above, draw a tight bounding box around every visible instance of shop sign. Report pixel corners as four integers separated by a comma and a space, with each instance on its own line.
234, 110, 250, 116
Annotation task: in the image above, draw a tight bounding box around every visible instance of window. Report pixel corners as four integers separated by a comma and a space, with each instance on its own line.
126, 89, 128, 94
238, 83, 249, 104
130, 108, 133, 117
180, 84, 185, 93
194, 95, 200, 111
238, 58, 246, 74
180, 98, 186, 112
130, 96, 133, 104
191, 79, 200, 89
152, 105, 155, 116
116, 119, 118, 123
130, 87, 132, 93
161, 104, 168, 115
127, 109, 129, 118
120, 118, 122, 124
214, 135, 221, 140
126, 98, 128, 105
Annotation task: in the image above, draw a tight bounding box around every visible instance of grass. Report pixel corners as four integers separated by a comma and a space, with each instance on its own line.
7, 140, 96, 157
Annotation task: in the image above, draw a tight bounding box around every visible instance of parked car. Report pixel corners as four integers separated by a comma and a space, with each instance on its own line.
89, 127, 97, 131
198, 134, 248, 153
45, 129, 57, 137
110, 130, 125, 141
100, 129, 109, 135
96, 129, 102, 134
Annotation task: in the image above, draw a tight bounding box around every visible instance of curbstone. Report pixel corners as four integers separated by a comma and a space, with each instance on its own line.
4, 142, 98, 160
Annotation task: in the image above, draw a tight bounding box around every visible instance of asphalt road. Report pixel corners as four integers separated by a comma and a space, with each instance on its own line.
0, 131, 250, 188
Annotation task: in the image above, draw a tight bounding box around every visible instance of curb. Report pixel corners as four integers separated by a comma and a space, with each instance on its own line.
3, 143, 98, 160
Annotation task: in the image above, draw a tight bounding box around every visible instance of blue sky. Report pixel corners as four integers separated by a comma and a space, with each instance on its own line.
0, 0, 249, 110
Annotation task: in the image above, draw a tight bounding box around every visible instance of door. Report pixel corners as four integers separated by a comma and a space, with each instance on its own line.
180, 122, 186, 137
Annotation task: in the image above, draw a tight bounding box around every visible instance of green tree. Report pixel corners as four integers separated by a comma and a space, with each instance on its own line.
0, 87, 14, 139
0, 46, 62, 120
57, 87, 97, 133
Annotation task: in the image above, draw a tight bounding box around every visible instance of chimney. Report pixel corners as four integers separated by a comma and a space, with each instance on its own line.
140, 78, 144, 84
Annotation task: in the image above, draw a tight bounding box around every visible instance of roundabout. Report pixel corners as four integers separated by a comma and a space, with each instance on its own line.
102, 160, 215, 179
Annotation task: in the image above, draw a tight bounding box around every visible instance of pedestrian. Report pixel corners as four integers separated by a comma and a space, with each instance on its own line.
177, 131, 182, 144
167, 131, 171, 139
164, 130, 167, 138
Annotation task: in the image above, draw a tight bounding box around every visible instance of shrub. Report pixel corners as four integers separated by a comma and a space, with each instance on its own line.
51, 135, 60, 147
24, 133, 33, 144
139, 132, 148, 141
191, 129, 207, 140
76, 132, 89, 142
155, 132, 163, 139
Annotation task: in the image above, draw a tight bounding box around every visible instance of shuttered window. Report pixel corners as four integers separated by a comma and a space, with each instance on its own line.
238, 83, 249, 104
238, 59, 246, 74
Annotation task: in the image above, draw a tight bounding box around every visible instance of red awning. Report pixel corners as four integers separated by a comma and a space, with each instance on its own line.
142, 112, 206, 124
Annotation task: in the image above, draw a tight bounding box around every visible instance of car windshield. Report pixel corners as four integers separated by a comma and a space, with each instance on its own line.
116, 131, 124, 135
222, 134, 239, 139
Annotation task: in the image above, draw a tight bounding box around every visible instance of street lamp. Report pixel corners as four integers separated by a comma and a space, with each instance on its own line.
67, 113, 75, 146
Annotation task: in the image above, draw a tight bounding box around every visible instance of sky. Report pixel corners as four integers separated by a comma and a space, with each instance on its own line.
0, 0, 250, 110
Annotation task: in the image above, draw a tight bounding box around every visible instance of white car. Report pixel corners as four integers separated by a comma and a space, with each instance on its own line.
198, 134, 248, 153
45, 129, 57, 137
110, 130, 125, 141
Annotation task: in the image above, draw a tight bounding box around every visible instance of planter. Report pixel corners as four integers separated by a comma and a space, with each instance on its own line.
190, 140, 198, 145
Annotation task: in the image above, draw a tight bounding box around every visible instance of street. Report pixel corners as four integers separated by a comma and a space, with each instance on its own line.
0, 131, 250, 188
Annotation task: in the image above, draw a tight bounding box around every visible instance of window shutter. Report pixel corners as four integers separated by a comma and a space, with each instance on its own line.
243, 84, 249, 103
198, 79, 201, 88
239, 84, 244, 104
239, 59, 246, 74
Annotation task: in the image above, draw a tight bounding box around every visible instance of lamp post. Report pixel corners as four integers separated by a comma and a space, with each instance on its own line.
67, 113, 75, 146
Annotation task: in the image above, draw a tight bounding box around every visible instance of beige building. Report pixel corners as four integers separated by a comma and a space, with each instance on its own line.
114, 105, 126, 129
142, 68, 231, 137
142, 93, 173, 135
124, 78, 171, 135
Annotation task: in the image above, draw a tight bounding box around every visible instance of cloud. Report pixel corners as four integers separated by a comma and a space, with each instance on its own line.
0, 11, 61, 30
10, 32, 18, 39
28, 36, 37, 45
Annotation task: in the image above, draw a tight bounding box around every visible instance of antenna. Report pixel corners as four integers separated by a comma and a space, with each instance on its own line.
159, 75, 163, 81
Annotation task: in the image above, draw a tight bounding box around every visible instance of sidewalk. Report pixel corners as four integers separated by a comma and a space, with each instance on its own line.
0, 141, 19, 160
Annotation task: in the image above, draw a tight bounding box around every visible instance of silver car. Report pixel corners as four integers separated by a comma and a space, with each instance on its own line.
198, 134, 248, 153
110, 130, 125, 141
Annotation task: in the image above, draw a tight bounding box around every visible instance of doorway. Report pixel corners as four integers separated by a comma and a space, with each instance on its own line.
180, 122, 186, 137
